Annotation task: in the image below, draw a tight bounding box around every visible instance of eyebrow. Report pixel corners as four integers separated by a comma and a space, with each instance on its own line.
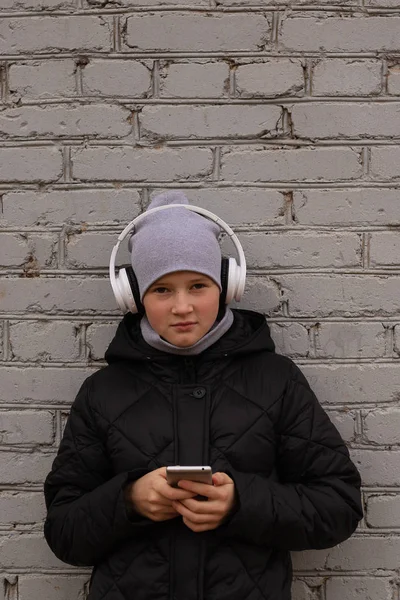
150, 277, 209, 287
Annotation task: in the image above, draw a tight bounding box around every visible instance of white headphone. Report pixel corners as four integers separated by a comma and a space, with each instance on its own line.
109, 203, 247, 314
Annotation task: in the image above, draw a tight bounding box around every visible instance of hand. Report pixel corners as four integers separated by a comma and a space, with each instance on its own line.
172, 472, 237, 533
126, 467, 197, 522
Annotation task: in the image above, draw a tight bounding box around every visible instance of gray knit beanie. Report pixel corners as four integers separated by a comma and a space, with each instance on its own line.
129, 190, 222, 300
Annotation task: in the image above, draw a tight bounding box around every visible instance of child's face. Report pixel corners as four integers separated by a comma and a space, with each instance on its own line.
143, 271, 221, 347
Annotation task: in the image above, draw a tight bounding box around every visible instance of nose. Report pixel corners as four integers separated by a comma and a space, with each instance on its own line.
172, 291, 193, 314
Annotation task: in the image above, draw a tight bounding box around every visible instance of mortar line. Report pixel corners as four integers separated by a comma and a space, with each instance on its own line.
7, 96, 400, 107
62, 146, 72, 182
0, 52, 397, 61
0, 5, 371, 17
113, 16, 121, 53
381, 57, 389, 95
212, 146, 221, 180
2, 320, 10, 362
384, 324, 395, 358
361, 232, 367, 268
229, 63, 236, 98
3, 61, 9, 103
55, 409, 63, 446
75, 62, 83, 96
152, 60, 160, 98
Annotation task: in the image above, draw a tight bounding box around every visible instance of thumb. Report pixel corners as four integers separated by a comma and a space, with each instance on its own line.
212, 472, 232, 486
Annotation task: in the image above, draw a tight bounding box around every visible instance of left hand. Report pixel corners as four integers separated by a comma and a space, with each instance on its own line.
172, 472, 237, 533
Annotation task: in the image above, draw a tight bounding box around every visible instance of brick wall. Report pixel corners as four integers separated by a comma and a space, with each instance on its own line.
0, 0, 399, 599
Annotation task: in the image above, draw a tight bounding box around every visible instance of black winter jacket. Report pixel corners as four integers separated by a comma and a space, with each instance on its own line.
44, 310, 362, 600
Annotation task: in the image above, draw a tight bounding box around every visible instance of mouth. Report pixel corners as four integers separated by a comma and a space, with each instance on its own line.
171, 322, 197, 329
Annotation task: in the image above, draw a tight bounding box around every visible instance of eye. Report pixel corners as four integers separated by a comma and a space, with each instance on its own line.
153, 287, 169, 294
192, 283, 207, 290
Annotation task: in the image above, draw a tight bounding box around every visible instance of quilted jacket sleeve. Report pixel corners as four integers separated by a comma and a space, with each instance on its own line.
219, 362, 363, 551
44, 378, 153, 567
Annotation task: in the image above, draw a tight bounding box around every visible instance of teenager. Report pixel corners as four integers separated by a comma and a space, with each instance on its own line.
44, 190, 362, 600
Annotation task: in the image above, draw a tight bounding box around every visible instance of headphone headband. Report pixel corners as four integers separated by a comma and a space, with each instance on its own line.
110, 203, 247, 312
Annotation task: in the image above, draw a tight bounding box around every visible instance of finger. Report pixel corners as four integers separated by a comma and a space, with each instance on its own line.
172, 501, 218, 525
177, 480, 218, 499
158, 482, 197, 501
182, 517, 217, 533
178, 497, 219, 513
212, 472, 234, 486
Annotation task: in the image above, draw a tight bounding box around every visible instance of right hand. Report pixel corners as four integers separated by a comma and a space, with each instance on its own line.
126, 467, 197, 522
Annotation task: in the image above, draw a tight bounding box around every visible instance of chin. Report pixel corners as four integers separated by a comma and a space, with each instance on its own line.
167, 334, 202, 348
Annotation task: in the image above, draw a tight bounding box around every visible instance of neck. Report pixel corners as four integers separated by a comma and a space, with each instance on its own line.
140, 308, 234, 356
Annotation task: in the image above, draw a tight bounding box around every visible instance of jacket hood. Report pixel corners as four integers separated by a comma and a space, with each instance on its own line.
105, 309, 275, 365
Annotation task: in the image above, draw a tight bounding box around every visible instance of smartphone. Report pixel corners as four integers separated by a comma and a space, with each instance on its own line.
166, 466, 213, 488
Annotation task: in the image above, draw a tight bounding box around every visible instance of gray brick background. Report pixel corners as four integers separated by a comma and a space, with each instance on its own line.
0, 0, 399, 598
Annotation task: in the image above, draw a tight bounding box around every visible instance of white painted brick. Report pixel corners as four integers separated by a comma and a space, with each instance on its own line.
370, 233, 400, 267
0, 492, 45, 525
0, 534, 67, 569
301, 364, 400, 406
9, 60, 76, 99
221, 147, 362, 182
65, 232, 128, 269
1, 189, 141, 227
366, 494, 400, 528
140, 105, 282, 139
312, 59, 382, 96
315, 323, 385, 359
150, 188, 286, 225
269, 323, 309, 357
236, 59, 305, 97
219, 0, 355, 4
370, 146, 400, 179
352, 449, 400, 486
369, 0, 400, 5
0, 410, 54, 445
86, 322, 117, 360
19, 576, 90, 600
233, 277, 281, 314
326, 410, 356, 443
388, 62, 400, 95
291, 579, 322, 600
83, 59, 151, 97
0, 452, 55, 484
292, 189, 400, 226
292, 537, 400, 571
160, 61, 228, 98
280, 16, 400, 52
125, 14, 270, 52
0, 278, 117, 313
71, 147, 213, 181
363, 408, 400, 445
0, 105, 130, 139
0, 367, 95, 405
234, 232, 361, 269
9, 321, 80, 362
292, 103, 400, 139
99, 0, 209, 5
0, 17, 112, 54
278, 275, 400, 317
0, 0, 75, 8
325, 577, 393, 600
0, 233, 57, 269
0, 147, 62, 183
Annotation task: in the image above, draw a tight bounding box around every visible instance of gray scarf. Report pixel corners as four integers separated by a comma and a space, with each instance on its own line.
140, 308, 234, 356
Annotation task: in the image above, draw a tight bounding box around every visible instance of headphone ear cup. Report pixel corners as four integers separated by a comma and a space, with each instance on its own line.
219, 257, 229, 307
115, 267, 142, 315
124, 266, 144, 315
225, 257, 241, 304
